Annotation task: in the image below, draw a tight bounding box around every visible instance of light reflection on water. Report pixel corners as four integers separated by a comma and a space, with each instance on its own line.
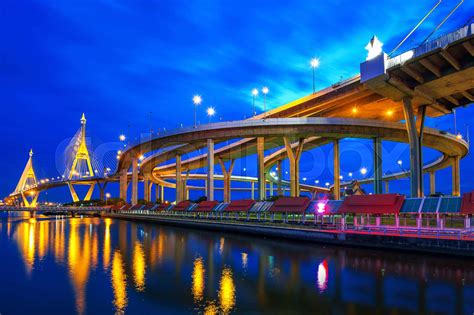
111, 250, 127, 314
1, 215, 474, 314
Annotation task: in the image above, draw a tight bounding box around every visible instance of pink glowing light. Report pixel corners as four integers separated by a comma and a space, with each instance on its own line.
317, 202, 326, 214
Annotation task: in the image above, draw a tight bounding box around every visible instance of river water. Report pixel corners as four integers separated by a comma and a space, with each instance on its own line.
0, 215, 473, 314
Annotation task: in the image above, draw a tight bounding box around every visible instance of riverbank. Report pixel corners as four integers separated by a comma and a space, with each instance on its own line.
106, 213, 474, 257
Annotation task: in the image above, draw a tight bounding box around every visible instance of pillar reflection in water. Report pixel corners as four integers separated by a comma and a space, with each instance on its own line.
192, 257, 205, 303
26, 219, 35, 273
68, 220, 91, 315
241, 252, 248, 271
103, 218, 112, 270
218, 267, 236, 314
12, 218, 37, 274
54, 219, 65, 263
133, 241, 146, 292
111, 250, 128, 313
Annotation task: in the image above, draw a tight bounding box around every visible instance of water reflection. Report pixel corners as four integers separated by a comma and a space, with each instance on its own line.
192, 257, 205, 303
2, 215, 474, 315
132, 241, 146, 292
112, 250, 127, 313
103, 218, 111, 270
317, 260, 328, 293
219, 267, 236, 314
68, 220, 91, 314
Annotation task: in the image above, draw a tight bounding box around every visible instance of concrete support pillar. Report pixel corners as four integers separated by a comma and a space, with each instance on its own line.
257, 137, 265, 200
277, 160, 282, 196
384, 181, 389, 194
395, 214, 400, 227
144, 176, 150, 202
120, 168, 128, 201
251, 181, 255, 200
283, 137, 305, 197
99, 181, 107, 201
176, 155, 182, 203
452, 155, 461, 197
429, 171, 436, 196
402, 98, 424, 197
269, 183, 274, 197
161, 185, 165, 202
155, 184, 160, 202
219, 158, 235, 203
207, 139, 215, 201
465, 215, 471, 229
131, 157, 138, 205
182, 171, 189, 201
373, 138, 383, 194
333, 139, 340, 200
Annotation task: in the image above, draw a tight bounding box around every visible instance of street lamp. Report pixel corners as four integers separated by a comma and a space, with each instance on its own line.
348, 172, 353, 178
105, 193, 111, 206
119, 134, 126, 142
360, 167, 368, 176
310, 58, 320, 94
262, 87, 269, 114
193, 95, 202, 128
252, 88, 258, 116
207, 107, 216, 123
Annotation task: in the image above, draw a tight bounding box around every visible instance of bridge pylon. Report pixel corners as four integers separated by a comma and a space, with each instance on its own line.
14, 149, 39, 207
67, 113, 97, 203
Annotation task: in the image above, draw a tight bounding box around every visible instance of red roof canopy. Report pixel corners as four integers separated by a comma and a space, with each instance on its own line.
338, 194, 405, 214
155, 203, 169, 211
173, 201, 192, 211
225, 199, 255, 212
269, 197, 311, 214
461, 192, 474, 214
196, 201, 219, 212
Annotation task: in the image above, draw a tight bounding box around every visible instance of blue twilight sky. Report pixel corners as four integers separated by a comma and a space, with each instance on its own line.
1, 0, 473, 201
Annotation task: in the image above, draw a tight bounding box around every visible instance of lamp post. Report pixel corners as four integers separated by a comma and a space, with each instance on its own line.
149, 111, 153, 138
252, 88, 258, 116
262, 87, 269, 117
453, 109, 458, 134
397, 160, 403, 170
105, 193, 111, 206
310, 58, 320, 94
207, 107, 216, 123
193, 95, 202, 128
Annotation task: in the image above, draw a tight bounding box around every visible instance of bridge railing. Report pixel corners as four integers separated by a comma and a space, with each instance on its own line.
0, 206, 106, 212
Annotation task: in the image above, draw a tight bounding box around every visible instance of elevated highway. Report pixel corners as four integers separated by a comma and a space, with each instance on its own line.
116, 23, 473, 203
7, 23, 473, 206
